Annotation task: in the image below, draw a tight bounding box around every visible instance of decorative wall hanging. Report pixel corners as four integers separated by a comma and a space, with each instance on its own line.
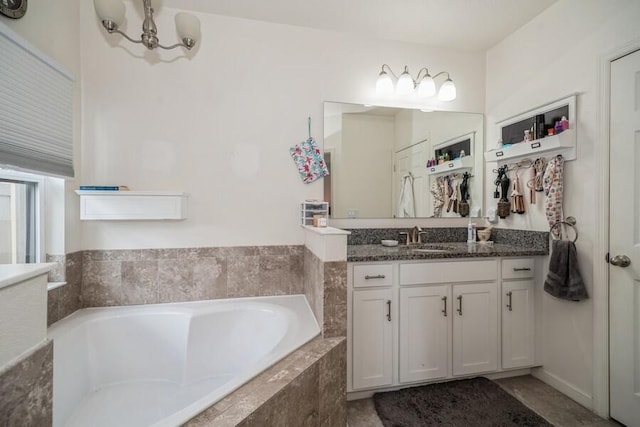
289, 117, 329, 184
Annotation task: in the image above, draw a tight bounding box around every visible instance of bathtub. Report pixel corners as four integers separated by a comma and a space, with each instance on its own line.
47, 295, 320, 427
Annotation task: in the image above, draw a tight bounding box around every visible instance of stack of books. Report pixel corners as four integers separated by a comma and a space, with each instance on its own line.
78, 185, 130, 191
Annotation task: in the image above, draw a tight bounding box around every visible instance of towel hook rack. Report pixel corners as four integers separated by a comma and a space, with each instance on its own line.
550, 216, 578, 243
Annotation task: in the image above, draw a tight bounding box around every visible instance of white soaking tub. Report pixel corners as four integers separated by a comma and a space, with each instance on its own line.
47, 295, 320, 427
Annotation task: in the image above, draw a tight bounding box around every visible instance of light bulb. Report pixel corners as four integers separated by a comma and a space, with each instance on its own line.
396, 67, 414, 96
376, 71, 394, 97
175, 12, 201, 43
94, 0, 125, 27
438, 78, 457, 101
417, 75, 436, 98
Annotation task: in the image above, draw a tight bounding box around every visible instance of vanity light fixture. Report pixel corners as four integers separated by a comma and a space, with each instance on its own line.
94, 0, 201, 51
376, 64, 457, 101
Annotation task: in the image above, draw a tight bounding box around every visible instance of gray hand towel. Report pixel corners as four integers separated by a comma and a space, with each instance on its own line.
544, 240, 588, 301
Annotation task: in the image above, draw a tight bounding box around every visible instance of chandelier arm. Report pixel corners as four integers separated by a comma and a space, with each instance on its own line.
432, 71, 451, 80
157, 42, 189, 50
110, 29, 144, 45
381, 64, 399, 80
415, 67, 430, 80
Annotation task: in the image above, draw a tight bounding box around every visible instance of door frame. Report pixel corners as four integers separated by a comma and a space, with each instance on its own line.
594, 37, 640, 418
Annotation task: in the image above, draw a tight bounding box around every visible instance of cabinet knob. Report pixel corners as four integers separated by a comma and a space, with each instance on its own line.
441, 296, 448, 317
386, 300, 391, 322
456, 295, 463, 316
506, 291, 513, 311
365, 274, 386, 280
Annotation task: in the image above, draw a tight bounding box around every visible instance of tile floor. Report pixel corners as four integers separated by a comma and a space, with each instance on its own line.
347, 375, 621, 427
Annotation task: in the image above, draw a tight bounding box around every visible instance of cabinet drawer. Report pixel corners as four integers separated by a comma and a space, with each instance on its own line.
400, 260, 497, 285
502, 258, 535, 280
353, 264, 393, 288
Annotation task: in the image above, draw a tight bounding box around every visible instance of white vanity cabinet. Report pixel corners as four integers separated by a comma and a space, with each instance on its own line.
350, 263, 395, 390
399, 260, 499, 382
348, 256, 541, 395
452, 282, 498, 375
352, 288, 394, 389
399, 285, 450, 383
501, 258, 536, 369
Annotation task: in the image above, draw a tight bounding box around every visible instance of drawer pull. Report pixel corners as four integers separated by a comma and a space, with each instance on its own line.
457, 295, 463, 316
442, 296, 448, 317
386, 300, 392, 321
513, 267, 531, 272
365, 274, 386, 280
506, 291, 513, 311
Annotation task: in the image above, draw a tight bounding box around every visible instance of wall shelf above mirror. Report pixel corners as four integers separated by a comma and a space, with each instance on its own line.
323, 102, 484, 219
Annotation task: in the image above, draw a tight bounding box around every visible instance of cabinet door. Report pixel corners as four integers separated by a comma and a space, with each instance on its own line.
352, 289, 393, 390
452, 282, 498, 376
502, 280, 535, 369
399, 286, 450, 383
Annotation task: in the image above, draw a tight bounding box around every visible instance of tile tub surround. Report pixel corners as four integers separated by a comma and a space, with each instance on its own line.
304, 247, 347, 338
46, 251, 83, 326
0, 340, 53, 427
81, 246, 304, 308
185, 337, 346, 427
346, 227, 549, 250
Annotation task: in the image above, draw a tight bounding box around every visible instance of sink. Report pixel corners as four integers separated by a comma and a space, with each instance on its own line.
411, 248, 449, 253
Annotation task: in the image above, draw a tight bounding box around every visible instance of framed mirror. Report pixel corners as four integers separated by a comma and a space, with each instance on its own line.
324, 102, 484, 219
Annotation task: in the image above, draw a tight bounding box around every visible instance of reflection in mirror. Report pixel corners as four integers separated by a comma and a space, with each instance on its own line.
324, 102, 484, 219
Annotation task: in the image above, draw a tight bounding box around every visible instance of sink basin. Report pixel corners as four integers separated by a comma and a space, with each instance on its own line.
411, 248, 449, 253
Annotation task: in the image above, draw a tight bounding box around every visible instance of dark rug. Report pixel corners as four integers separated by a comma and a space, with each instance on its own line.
373, 377, 553, 427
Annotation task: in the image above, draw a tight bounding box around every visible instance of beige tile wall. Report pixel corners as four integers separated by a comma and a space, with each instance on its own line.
0, 340, 53, 426
47, 252, 83, 326
304, 247, 347, 338
185, 337, 346, 427
80, 246, 303, 307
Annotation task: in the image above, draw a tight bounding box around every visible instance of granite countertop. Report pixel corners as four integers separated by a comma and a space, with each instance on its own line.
347, 242, 548, 262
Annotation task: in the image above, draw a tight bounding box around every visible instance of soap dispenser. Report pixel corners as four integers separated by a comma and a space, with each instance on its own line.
467, 218, 476, 243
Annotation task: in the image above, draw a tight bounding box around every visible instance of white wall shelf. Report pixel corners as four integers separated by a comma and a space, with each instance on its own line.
75, 191, 188, 220
487, 94, 577, 166
426, 156, 474, 176
484, 129, 576, 164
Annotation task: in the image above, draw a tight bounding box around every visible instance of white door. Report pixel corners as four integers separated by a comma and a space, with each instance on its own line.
399, 285, 450, 383
501, 280, 535, 369
393, 142, 428, 217
352, 288, 393, 390
610, 48, 640, 426
452, 282, 498, 376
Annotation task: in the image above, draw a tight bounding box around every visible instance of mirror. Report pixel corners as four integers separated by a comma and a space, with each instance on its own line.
324, 102, 484, 219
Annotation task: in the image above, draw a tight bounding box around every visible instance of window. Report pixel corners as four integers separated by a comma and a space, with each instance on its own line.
0, 170, 43, 264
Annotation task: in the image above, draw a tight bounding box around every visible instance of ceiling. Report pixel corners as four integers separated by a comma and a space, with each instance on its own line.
161, 0, 558, 51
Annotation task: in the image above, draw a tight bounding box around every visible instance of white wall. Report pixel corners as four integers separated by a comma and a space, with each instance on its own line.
485, 0, 640, 408
79, 2, 485, 249
4, 0, 82, 255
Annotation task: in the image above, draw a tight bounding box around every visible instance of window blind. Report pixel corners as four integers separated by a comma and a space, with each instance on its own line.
0, 22, 74, 178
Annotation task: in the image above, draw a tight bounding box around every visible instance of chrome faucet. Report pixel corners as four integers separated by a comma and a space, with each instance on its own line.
400, 226, 428, 245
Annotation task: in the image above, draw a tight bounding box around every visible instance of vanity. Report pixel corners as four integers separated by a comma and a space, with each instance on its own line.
345, 238, 548, 398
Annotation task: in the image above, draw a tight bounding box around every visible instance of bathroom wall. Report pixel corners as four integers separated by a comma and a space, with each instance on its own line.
79, 2, 486, 250
3, 0, 82, 255
485, 0, 640, 409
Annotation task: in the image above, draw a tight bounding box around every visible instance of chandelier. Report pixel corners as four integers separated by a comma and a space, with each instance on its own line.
376, 64, 457, 101
94, 0, 201, 51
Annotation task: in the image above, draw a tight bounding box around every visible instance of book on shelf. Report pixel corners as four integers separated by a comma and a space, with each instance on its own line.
78, 185, 130, 191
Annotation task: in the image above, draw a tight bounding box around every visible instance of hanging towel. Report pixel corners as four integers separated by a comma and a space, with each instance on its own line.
289, 137, 330, 184
544, 156, 564, 238
544, 240, 589, 301
398, 173, 415, 218
430, 176, 445, 218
